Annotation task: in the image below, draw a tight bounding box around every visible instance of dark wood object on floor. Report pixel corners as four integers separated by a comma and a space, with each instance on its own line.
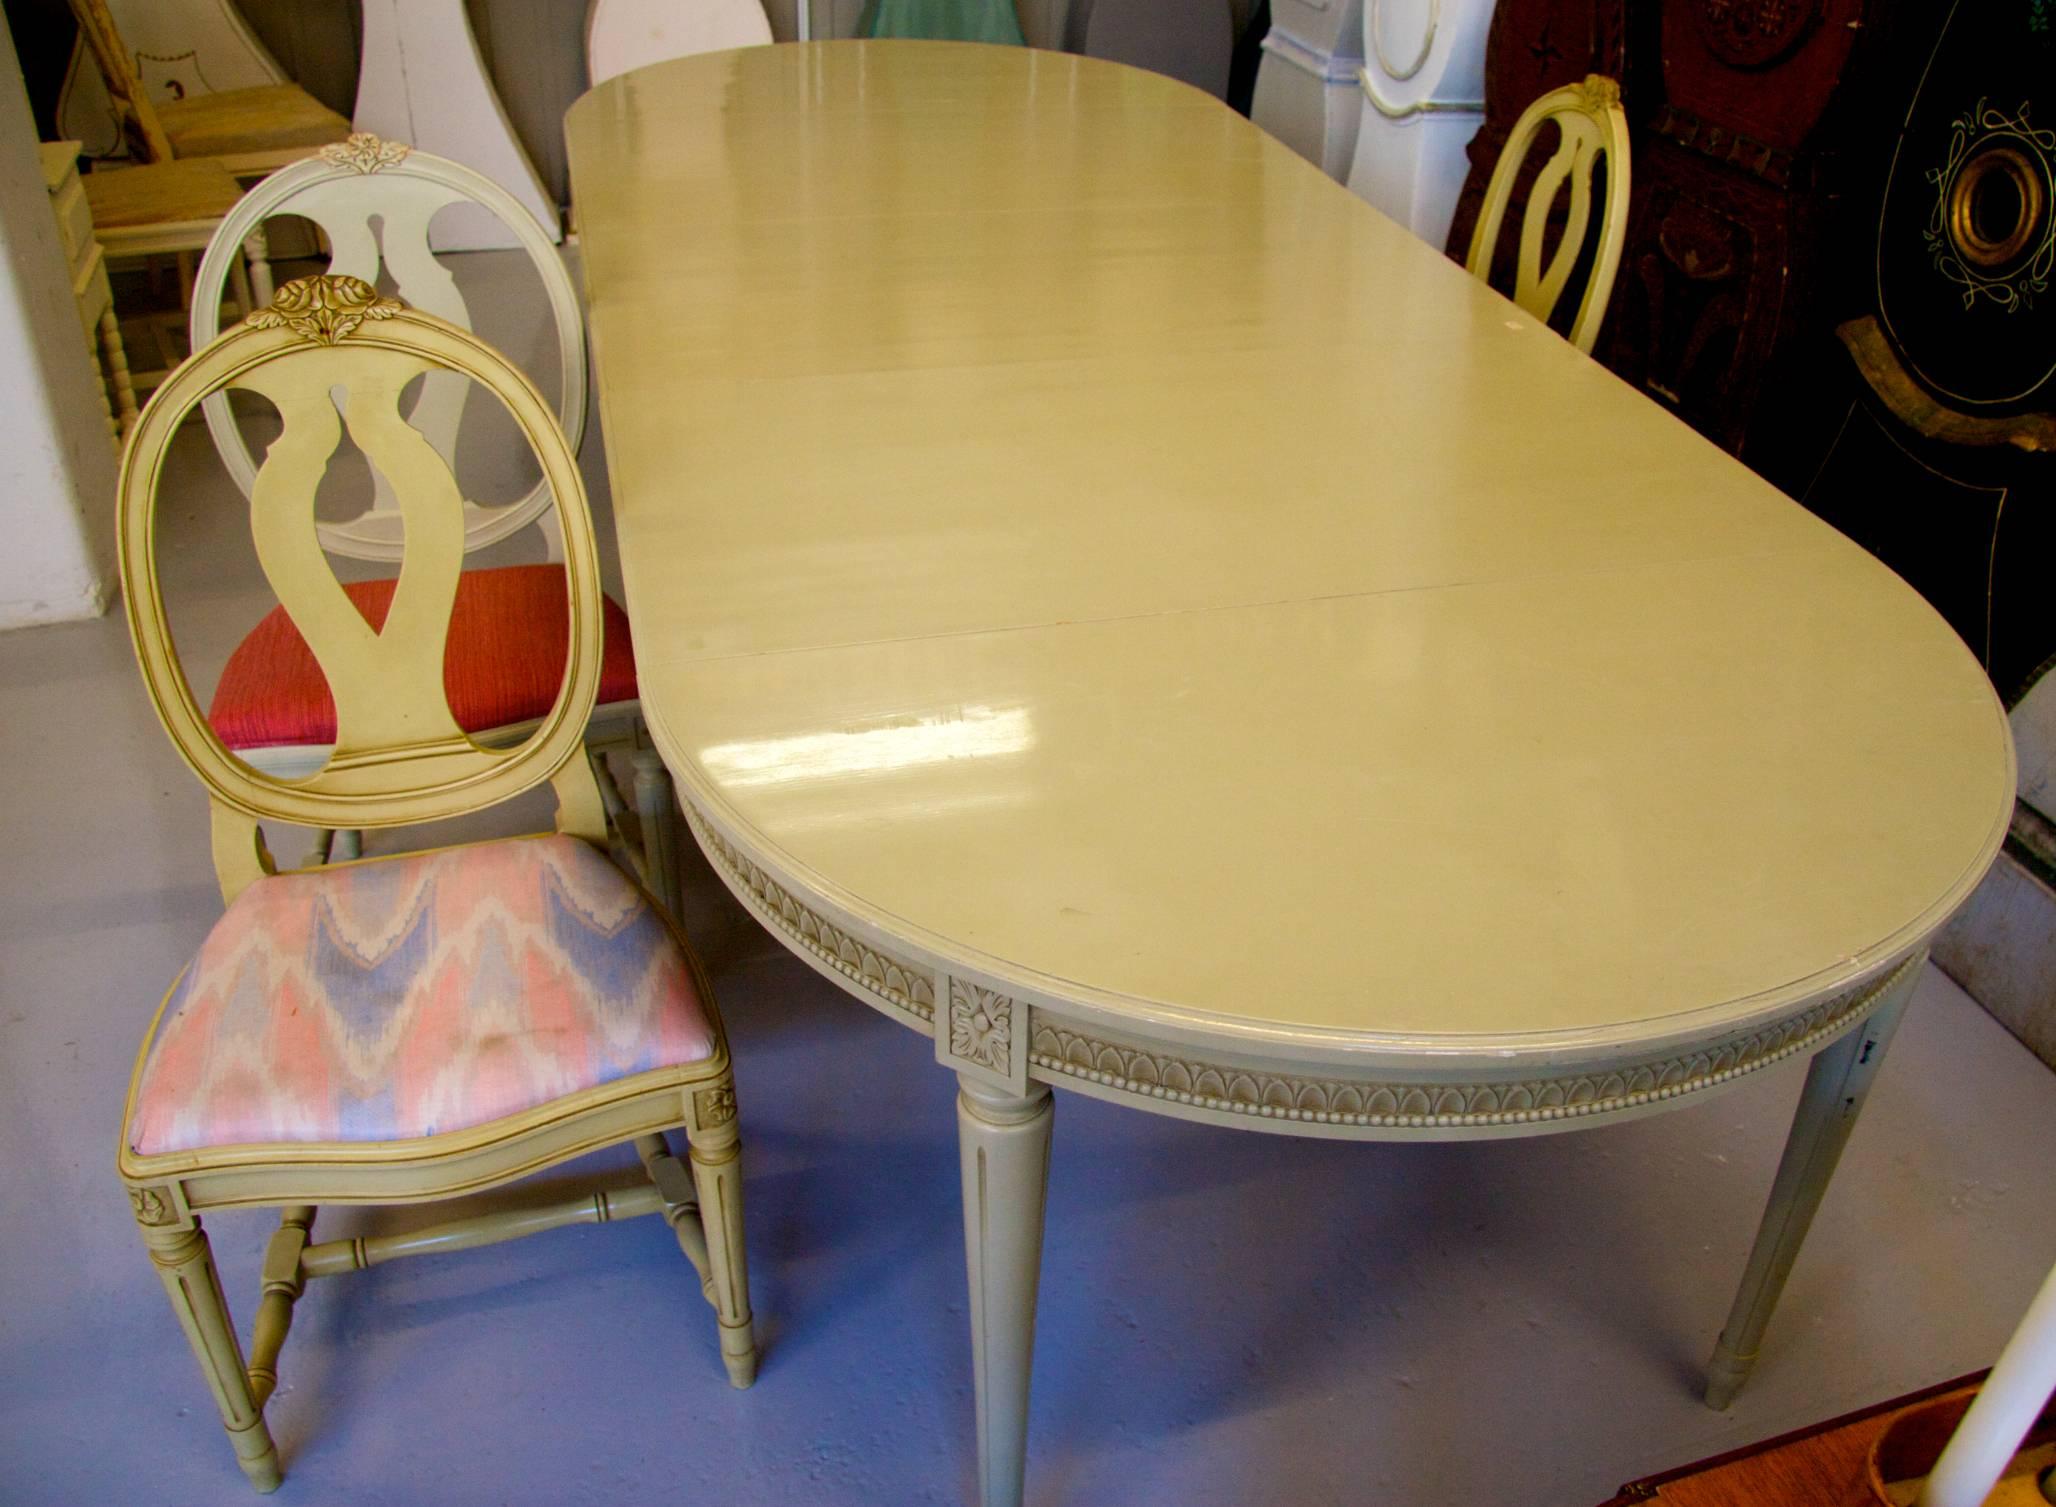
1596, 1373, 1988, 1506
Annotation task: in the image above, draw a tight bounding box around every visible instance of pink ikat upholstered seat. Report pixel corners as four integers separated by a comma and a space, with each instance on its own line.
129, 835, 715, 1156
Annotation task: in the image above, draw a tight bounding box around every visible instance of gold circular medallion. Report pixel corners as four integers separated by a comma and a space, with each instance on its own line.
1947, 143, 2045, 269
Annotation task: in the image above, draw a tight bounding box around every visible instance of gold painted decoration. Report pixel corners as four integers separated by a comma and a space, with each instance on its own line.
317, 131, 413, 174
1924, 99, 2056, 312
248, 273, 405, 346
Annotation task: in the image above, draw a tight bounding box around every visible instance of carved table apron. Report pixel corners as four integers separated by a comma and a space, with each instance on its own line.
565, 42, 2015, 1507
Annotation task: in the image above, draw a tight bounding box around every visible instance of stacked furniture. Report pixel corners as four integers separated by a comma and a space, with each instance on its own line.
36, 140, 138, 441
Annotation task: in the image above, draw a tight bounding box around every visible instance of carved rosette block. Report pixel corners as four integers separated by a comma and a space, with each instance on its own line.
941, 977, 1026, 1091
128, 1183, 181, 1227
249, 275, 405, 346
318, 132, 413, 174
693, 1085, 738, 1130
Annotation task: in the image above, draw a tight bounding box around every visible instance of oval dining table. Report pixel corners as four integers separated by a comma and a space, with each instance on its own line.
565, 42, 2014, 1506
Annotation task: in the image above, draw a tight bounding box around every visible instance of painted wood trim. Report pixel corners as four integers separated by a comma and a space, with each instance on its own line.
187, 134, 588, 561
676, 779, 1924, 1140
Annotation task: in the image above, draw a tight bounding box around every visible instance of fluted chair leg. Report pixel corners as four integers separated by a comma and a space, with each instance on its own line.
688, 1086, 756, 1388
138, 1214, 282, 1493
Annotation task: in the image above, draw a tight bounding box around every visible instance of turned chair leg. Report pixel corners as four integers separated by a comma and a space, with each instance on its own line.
137, 1213, 282, 1493
687, 1084, 757, 1388
634, 1132, 714, 1298
98, 308, 138, 439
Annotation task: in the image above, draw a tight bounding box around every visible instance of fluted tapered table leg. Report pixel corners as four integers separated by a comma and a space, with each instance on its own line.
1705, 958, 1923, 1409
957, 1077, 1053, 1507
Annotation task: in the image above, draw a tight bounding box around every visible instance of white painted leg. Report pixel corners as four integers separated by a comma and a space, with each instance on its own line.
957, 1077, 1053, 1507
1704, 958, 1923, 1409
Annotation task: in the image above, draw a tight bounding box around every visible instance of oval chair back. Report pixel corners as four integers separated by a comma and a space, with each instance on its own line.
1464, 74, 1630, 355
122, 274, 608, 903
189, 135, 587, 562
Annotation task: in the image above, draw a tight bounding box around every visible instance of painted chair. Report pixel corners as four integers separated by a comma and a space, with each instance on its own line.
188, 135, 683, 913
1463, 73, 1629, 355
585, 0, 773, 87
64, 0, 350, 179
115, 274, 756, 1494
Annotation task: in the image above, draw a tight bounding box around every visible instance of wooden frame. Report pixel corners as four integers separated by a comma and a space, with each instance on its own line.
114, 275, 755, 1494
1465, 73, 1630, 355
189, 134, 589, 560
62, 0, 349, 178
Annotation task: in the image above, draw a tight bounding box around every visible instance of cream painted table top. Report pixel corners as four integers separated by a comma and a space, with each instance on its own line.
566, 42, 2013, 1506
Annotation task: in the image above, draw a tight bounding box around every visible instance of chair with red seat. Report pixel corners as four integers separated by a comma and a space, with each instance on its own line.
188, 135, 683, 907
116, 274, 755, 1494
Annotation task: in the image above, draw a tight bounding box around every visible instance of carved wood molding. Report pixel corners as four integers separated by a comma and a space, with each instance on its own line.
1028, 955, 1919, 1132
680, 804, 937, 1026
317, 132, 413, 174
248, 274, 404, 346
948, 979, 1015, 1075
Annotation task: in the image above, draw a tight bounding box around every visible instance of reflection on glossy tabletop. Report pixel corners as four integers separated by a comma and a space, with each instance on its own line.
567, 41, 2015, 1507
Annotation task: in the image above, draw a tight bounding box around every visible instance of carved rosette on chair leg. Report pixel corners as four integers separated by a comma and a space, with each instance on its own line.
136, 1212, 283, 1493
687, 1080, 756, 1387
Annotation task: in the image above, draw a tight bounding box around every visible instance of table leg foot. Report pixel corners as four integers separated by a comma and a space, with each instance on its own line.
1703, 957, 1922, 1410
958, 1076, 1052, 1507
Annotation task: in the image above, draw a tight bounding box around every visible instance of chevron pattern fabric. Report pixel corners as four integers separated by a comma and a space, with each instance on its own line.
128, 836, 715, 1155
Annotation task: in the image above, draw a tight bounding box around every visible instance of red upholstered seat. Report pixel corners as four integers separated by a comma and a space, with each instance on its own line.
210, 565, 639, 750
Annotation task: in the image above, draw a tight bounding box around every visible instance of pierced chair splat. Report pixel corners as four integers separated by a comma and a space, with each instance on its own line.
1464, 73, 1630, 355
115, 274, 756, 1496
189, 135, 681, 912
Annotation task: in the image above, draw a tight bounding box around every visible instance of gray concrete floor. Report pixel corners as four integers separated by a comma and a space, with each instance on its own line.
3, 252, 2054, 1506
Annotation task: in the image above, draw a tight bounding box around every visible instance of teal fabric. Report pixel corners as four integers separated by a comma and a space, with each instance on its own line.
857, 0, 1025, 43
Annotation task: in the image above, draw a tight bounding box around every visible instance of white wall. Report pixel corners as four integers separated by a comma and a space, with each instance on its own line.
0, 15, 119, 630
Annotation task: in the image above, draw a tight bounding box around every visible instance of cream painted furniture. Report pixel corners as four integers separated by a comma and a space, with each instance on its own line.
186, 134, 682, 911
566, 42, 2016, 1507
57, 0, 289, 159
353, 0, 560, 251
1343, 0, 1493, 241
1252, 0, 1364, 181
38, 140, 137, 440
586, 0, 773, 87
63, 0, 348, 179
115, 275, 754, 1494
1464, 73, 1630, 356
190, 136, 585, 558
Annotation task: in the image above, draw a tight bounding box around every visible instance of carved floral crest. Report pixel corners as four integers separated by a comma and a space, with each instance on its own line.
1575, 74, 1622, 113
250, 274, 405, 346
318, 132, 412, 174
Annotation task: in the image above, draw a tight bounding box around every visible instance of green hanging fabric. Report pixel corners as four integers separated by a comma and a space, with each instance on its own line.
857, 0, 1026, 44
